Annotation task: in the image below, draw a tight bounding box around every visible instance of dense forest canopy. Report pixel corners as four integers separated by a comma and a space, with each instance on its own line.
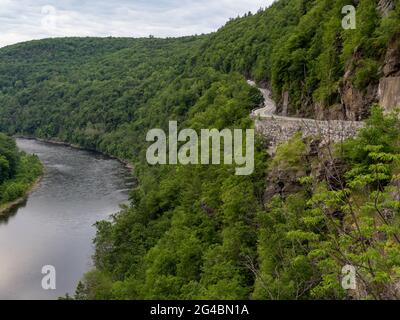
0, 0, 399, 299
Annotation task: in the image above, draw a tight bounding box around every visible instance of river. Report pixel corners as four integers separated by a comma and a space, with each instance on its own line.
0, 138, 132, 300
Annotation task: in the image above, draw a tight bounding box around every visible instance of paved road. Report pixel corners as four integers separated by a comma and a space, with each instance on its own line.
247, 79, 364, 126
247, 80, 276, 116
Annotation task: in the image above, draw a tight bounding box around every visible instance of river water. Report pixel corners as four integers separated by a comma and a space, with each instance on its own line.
0, 139, 132, 300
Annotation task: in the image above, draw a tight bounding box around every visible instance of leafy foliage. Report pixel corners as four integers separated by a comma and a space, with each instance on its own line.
254, 108, 400, 300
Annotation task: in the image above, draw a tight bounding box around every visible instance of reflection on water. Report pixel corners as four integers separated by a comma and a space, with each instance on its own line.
0, 139, 131, 300
0, 199, 28, 226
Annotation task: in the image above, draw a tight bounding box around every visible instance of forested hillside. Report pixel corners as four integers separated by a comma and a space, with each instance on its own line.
0, 0, 399, 300
201, 0, 400, 119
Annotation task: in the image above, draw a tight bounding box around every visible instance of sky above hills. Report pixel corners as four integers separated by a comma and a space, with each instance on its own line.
0, 0, 273, 47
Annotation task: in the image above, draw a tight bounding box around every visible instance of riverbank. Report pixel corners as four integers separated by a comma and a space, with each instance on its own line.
0, 138, 132, 299
0, 175, 43, 216
0, 135, 44, 217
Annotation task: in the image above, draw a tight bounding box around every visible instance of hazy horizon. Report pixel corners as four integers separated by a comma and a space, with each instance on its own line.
0, 0, 273, 48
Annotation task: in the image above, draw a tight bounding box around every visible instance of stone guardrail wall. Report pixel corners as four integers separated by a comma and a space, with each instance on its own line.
253, 115, 365, 148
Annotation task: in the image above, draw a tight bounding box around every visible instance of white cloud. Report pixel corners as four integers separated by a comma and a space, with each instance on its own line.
0, 0, 273, 47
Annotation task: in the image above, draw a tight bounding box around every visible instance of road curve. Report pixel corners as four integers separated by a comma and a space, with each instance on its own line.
247, 79, 364, 126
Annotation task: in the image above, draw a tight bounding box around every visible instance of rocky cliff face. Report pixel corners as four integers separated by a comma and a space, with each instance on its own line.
299, 2, 400, 121
329, 36, 400, 120
379, 37, 400, 112
383, 37, 400, 77
378, 0, 396, 17
341, 74, 379, 121
379, 77, 400, 112
264, 137, 348, 203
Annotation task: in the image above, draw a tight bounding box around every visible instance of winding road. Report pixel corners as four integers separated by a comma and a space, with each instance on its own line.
247, 79, 365, 146
247, 80, 277, 117
247, 79, 365, 124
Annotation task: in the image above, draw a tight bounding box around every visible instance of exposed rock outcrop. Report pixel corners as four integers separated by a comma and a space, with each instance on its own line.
379, 39, 400, 111
379, 77, 400, 112
315, 103, 346, 121
281, 91, 289, 116
341, 77, 379, 121
264, 166, 305, 201
378, 0, 396, 17
383, 38, 400, 77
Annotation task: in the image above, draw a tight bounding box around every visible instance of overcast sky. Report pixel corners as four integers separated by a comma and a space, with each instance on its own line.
0, 0, 274, 47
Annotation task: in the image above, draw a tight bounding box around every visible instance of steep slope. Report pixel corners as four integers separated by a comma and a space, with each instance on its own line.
0, 1, 399, 150
0, 38, 136, 90
201, 0, 400, 119
0, 36, 209, 158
